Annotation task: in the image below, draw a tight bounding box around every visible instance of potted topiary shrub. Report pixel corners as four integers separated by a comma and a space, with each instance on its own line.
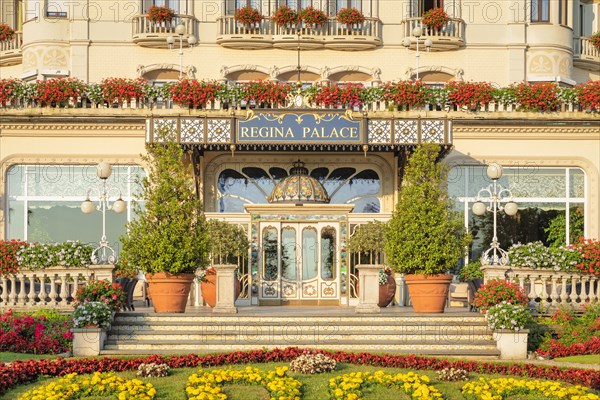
120, 139, 210, 313
200, 219, 249, 307
347, 221, 396, 307
385, 143, 471, 313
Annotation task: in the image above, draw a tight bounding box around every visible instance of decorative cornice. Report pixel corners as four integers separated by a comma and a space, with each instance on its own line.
0, 124, 144, 131
452, 125, 600, 138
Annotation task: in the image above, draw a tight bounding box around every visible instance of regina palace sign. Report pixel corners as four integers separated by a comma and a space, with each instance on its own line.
146, 110, 452, 151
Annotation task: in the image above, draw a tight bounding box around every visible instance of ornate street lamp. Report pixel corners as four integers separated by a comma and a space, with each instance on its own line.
402, 26, 432, 80
81, 162, 126, 264
472, 163, 518, 266
166, 23, 197, 80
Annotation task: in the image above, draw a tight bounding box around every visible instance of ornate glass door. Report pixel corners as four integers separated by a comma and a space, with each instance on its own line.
258, 222, 340, 303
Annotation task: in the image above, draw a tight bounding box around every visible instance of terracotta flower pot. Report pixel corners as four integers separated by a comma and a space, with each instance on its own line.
405, 273, 453, 313
146, 272, 195, 313
378, 272, 397, 307
200, 268, 241, 307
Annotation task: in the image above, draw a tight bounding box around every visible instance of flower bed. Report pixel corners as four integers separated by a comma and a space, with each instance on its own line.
312, 83, 364, 108
447, 81, 494, 109
169, 80, 224, 108
537, 337, 600, 359
382, 80, 429, 108
34, 78, 86, 107
462, 377, 598, 399
241, 80, 293, 106
508, 241, 582, 272
186, 366, 301, 399
0, 240, 27, 275
19, 371, 156, 400
0, 310, 72, 355
510, 81, 561, 111
100, 77, 148, 104
2, 347, 600, 395
16, 241, 92, 271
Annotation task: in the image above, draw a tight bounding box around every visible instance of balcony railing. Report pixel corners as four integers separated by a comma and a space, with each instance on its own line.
0, 31, 23, 66
483, 265, 600, 313
0, 265, 114, 311
217, 16, 381, 51
401, 17, 465, 51
573, 36, 600, 72
132, 14, 198, 48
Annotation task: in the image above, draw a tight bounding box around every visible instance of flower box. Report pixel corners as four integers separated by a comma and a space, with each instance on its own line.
235, 6, 263, 26
272, 5, 298, 27
147, 5, 175, 23
336, 8, 365, 26
494, 329, 529, 360
72, 327, 107, 357
421, 8, 449, 30
300, 7, 328, 27
0, 23, 15, 42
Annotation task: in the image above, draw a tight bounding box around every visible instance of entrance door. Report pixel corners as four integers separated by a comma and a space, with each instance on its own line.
258, 222, 340, 304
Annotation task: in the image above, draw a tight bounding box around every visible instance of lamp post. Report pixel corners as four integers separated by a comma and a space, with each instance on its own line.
402, 26, 432, 80
472, 163, 518, 266
166, 24, 197, 80
81, 162, 127, 265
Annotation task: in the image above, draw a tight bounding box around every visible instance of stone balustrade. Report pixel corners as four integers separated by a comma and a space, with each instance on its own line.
482, 265, 599, 312
401, 17, 465, 51
0, 31, 23, 66
0, 265, 114, 310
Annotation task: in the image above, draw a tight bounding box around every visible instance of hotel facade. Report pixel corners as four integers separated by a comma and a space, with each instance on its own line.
0, 0, 599, 306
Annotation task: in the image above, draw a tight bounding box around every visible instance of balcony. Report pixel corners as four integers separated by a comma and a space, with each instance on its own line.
132, 14, 197, 48
573, 36, 600, 71
217, 16, 381, 51
0, 31, 23, 66
401, 17, 465, 51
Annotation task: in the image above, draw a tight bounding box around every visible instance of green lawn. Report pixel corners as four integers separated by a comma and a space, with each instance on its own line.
1, 361, 598, 400
0, 352, 60, 363
554, 354, 600, 365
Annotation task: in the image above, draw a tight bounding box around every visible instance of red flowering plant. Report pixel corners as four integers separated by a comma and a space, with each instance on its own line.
74, 279, 126, 311
0, 309, 73, 354
590, 32, 600, 51
100, 77, 148, 104
300, 7, 328, 27
0, 240, 27, 275
421, 8, 449, 30
576, 80, 600, 111
234, 6, 263, 26
169, 79, 224, 108
313, 83, 364, 108
272, 5, 298, 27
241, 80, 293, 106
570, 238, 600, 275
510, 81, 561, 111
146, 5, 175, 23
383, 80, 430, 108
0, 22, 15, 41
34, 77, 85, 107
0, 78, 23, 106
472, 279, 529, 312
336, 8, 365, 25
446, 81, 494, 109
113, 258, 138, 279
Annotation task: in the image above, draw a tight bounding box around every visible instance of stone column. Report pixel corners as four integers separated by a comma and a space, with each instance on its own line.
355, 264, 381, 314
213, 264, 238, 314
72, 328, 106, 356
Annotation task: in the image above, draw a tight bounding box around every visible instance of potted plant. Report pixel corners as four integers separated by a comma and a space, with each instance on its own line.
486, 301, 532, 359
72, 301, 112, 330
201, 219, 249, 307
385, 143, 471, 313
299, 7, 328, 28
0, 23, 15, 42
336, 8, 365, 26
421, 8, 449, 30
472, 279, 529, 312
120, 139, 211, 313
234, 6, 263, 27
590, 32, 600, 51
272, 5, 298, 27
347, 221, 396, 307
147, 5, 175, 24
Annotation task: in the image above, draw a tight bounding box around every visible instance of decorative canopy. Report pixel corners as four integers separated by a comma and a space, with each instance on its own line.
268, 161, 330, 204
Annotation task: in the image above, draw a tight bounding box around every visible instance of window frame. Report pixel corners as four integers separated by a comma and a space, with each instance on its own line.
531, 0, 550, 23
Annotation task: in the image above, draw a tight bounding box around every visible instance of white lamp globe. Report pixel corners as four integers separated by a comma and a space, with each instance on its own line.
81, 199, 95, 214
188, 35, 197, 46
175, 24, 186, 36
472, 201, 487, 216
504, 201, 518, 216
424, 38, 433, 49
486, 162, 503, 180
96, 162, 112, 179
166, 36, 175, 46
113, 198, 127, 214
402, 37, 411, 48
412, 26, 423, 37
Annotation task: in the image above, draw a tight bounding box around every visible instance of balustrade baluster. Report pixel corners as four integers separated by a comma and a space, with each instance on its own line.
0, 276, 7, 305
569, 275, 579, 304
8, 276, 17, 305
38, 273, 47, 304
592, 276, 600, 302
559, 277, 568, 303
527, 275, 537, 308
550, 277, 559, 304
59, 274, 68, 307
48, 274, 58, 305
17, 273, 27, 305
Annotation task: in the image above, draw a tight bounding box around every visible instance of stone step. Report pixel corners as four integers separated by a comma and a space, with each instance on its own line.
102, 340, 499, 353
106, 331, 494, 342
99, 347, 500, 359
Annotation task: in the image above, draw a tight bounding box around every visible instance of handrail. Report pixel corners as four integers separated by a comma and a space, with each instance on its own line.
132, 14, 197, 36
402, 17, 465, 40
576, 36, 600, 59
0, 31, 23, 52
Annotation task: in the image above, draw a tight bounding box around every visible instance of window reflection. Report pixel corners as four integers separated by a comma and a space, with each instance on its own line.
281, 227, 297, 280
321, 227, 336, 280
302, 227, 318, 280
262, 227, 278, 281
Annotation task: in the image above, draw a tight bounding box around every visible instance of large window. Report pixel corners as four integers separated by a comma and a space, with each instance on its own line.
330, 0, 361, 15
448, 166, 585, 261
280, 0, 311, 11
217, 165, 381, 213
5, 165, 144, 252
531, 0, 549, 22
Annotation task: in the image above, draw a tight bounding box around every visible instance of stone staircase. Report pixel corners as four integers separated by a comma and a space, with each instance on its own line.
101, 312, 500, 358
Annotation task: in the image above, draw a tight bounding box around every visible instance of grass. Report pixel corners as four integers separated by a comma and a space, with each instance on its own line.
0, 352, 60, 363
553, 354, 600, 365
3, 361, 598, 400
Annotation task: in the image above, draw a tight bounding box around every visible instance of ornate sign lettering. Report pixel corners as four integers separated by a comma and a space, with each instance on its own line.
237, 111, 362, 144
